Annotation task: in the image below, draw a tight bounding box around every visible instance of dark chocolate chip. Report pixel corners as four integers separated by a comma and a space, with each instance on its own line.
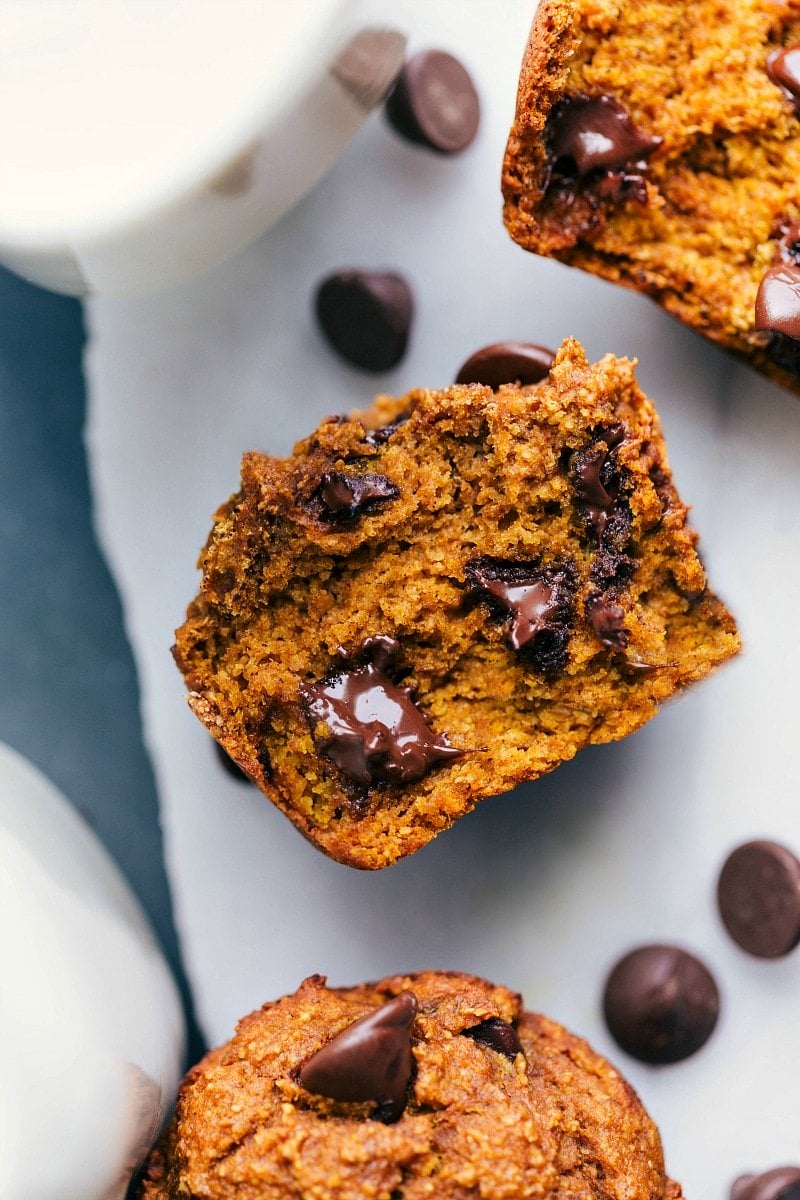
308, 471, 399, 526
732, 1168, 800, 1200
571, 428, 631, 544
547, 94, 661, 180
315, 270, 413, 371
300, 992, 417, 1121
465, 557, 576, 671
214, 741, 252, 784
385, 50, 479, 154
300, 635, 464, 787
454, 342, 555, 388
767, 44, 800, 111
587, 596, 629, 650
365, 412, 410, 446
602, 944, 720, 1064
462, 1017, 523, 1060
717, 840, 800, 958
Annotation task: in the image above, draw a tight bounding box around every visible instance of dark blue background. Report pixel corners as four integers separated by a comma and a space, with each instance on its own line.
0, 267, 200, 1057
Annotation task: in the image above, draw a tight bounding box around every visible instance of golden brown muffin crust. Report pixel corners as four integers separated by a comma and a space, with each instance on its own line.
138, 972, 684, 1200
503, 0, 800, 394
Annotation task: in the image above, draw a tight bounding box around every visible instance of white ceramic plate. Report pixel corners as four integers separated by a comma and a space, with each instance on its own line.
84, 3, 800, 1196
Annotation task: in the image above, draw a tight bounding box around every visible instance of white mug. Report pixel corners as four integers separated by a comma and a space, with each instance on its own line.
0, 742, 185, 1200
0, 0, 405, 296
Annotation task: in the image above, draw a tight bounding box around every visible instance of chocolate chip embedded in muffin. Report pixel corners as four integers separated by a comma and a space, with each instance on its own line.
135, 971, 686, 1200
385, 50, 480, 153
300, 636, 464, 789
299, 992, 417, 1122
603, 944, 720, 1064
315, 270, 413, 371
545, 93, 661, 204
732, 1166, 800, 1200
464, 556, 577, 671
303, 470, 400, 526
455, 341, 555, 387
717, 839, 800, 958
767, 44, 800, 112
174, 337, 739, 869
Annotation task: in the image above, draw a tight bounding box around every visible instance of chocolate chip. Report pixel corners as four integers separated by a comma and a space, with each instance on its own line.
300, 636, 464, 787
717, 840, 800, 958
570, 427, 630, 541
732, 1168, 800, 1200
315, 270, 413, 371
300, 992, 417, 1121
546, 94, 661, 191
767, 44, 800, 111
587, 596, 629, 650
214, 741, 252, 784
385, 50, 479, 154
755, 264, 800, 340
602, 944, 720, 1064
462, 1017, 523, 1060
307, 471, 399, 526
465, 557, 577, 672
364, 413, 410, 446
454, 342, 555, 388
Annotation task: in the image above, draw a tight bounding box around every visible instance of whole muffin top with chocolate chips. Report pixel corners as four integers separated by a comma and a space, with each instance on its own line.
174, 337, 738, 868
137, 971, 684, 1200
503, 0, 800, 396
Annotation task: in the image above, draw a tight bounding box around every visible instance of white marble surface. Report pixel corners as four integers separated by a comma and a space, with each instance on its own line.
85, 3, 800, 1196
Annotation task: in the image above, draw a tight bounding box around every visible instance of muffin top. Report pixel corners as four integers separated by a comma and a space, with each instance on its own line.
138, 970, 682, 1200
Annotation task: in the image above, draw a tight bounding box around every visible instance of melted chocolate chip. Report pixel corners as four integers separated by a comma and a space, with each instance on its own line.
767, 44, 800, 111
546, 94, 661, 199
385, 50, 480, 154
603, 944, 720, 1065
755, 263, 800, 340
454, 342, 555, 388
462, 1018, 523, 1060
299, 992, 417, 1121
365, 412, 410, 446
570, 426, 630, 540
732, 1168, 800, 1200
301, 636, 464, 787
717, 840, 800, 958
315, 270, 413, 371
308, 471, 399, 525
587, 596, 629, 650
465, 557, 577, 672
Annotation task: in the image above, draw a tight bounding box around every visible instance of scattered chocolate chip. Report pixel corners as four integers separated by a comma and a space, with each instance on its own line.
364, 412, 410, 446
465, 557, 577, 672
603, 944, 720, 1064
300, 992, 417, 1121
732, 1167, 800, 1200
545, 94, 661, 203
462, 1017, 523, 1060
315, 270, 413, 371
307, 470, 399, 526
615, 655, 666, 677
717, 840, 800, 958
454, 341, 555, 388
385, 50, 480, 154
767, 44, 800, 111
301, 635, 464, 787
214, 741, 252, 783
587, 596, 629, 650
